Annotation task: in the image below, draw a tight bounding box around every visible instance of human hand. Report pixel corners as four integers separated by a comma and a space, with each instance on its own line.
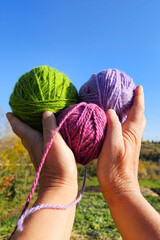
97, 86, 146, 203
6, 111, 78, 204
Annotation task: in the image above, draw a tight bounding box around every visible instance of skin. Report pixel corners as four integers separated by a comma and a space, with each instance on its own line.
7, 111, 78, 240
97, 85, 160, 240
7, 85, 160, 240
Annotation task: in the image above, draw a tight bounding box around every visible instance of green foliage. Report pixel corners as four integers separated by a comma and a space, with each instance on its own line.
145, 195, 160, 212
139, 140, 160, 180
139, 179, 160, 188
73, 192, 120, 239
0, 167, 37, 239
1, 175, 16, 201
140, 141, 160, 163
138, 161, 160, 180
0, 214, 19, 239
86, 176, 99, 187
1, 135, 160, 239
78, 160, 97, 178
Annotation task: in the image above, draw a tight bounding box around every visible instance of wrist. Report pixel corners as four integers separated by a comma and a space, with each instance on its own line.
38, 170, 78, 205
37, 183, 79, 206
101, 181, 141, 206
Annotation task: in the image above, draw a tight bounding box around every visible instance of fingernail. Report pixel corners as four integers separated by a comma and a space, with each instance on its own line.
6, 112, 12, 121
136, 85, 143, 94
43, 111, 54, 119
106, 109, 116, 117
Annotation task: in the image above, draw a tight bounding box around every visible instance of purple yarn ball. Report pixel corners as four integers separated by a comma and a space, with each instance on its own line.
79, 69, 136, 124
57, 102, 107, 165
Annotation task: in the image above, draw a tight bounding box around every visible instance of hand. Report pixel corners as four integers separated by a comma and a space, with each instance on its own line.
6, 111, 78, 203
97, 86, 146, 202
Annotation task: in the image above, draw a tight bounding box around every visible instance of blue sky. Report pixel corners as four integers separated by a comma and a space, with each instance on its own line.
0, 0, 160, 140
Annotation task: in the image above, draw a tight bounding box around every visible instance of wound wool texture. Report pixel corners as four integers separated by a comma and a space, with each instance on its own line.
79, 69, 136, 124
8, 67, 136, 239
9, 66, 78, 131
57, 102, 107, 165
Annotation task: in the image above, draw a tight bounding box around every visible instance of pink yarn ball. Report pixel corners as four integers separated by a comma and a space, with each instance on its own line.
57, 102, 107, 165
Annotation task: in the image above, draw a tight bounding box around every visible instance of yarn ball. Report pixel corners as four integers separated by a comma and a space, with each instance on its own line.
9, 66, 78, 131
57, 102, 107, 165
79, 69, 136, 124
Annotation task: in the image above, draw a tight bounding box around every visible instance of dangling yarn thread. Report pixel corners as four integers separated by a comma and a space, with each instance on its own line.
8, 68, 136, 239
8, 102, 107, 238
79, 69, 136, 124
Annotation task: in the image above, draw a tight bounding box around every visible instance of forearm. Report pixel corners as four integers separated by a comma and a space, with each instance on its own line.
106, 191, 160, 240
12, 188, 77, 240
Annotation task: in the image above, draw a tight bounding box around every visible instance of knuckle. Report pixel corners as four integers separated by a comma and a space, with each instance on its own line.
123, 126, 139, 145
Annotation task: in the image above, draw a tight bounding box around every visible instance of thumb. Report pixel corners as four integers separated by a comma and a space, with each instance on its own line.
42, 111, 63, 148
103, 109, 124, 154
6, 112, 39, 149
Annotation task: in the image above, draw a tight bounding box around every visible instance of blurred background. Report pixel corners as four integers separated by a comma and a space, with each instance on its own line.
0, 0, 160, 140
0, 1, 160, 239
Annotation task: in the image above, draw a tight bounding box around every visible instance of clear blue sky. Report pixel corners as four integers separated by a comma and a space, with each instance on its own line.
0, 0, 160, 140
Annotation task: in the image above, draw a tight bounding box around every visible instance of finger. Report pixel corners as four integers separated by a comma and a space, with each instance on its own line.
6, 112, 37, 141
123, 85, 146, 136
101, 109, 124, 155
133, 85, 145, 110
128, 85, 145, 120
42, 111, 65, 147
42, 111, 75, 167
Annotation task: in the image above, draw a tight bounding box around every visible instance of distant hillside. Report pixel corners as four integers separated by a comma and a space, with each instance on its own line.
140, 141, 160, 163
0, 135, 160, 180
0, 135, 160, 163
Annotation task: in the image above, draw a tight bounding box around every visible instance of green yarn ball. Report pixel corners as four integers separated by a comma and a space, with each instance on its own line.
9, 66, 78, 131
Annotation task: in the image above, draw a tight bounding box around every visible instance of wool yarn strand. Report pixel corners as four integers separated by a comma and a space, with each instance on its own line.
17, 166, 87, 232
8, 67, 136, 239
8, 103, 90, 240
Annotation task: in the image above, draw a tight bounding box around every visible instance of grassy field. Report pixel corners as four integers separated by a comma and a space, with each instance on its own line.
1, 173, 160, 240
0, 137, 160, 239
1, 190, 160, 240
139, 179, 160, 188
